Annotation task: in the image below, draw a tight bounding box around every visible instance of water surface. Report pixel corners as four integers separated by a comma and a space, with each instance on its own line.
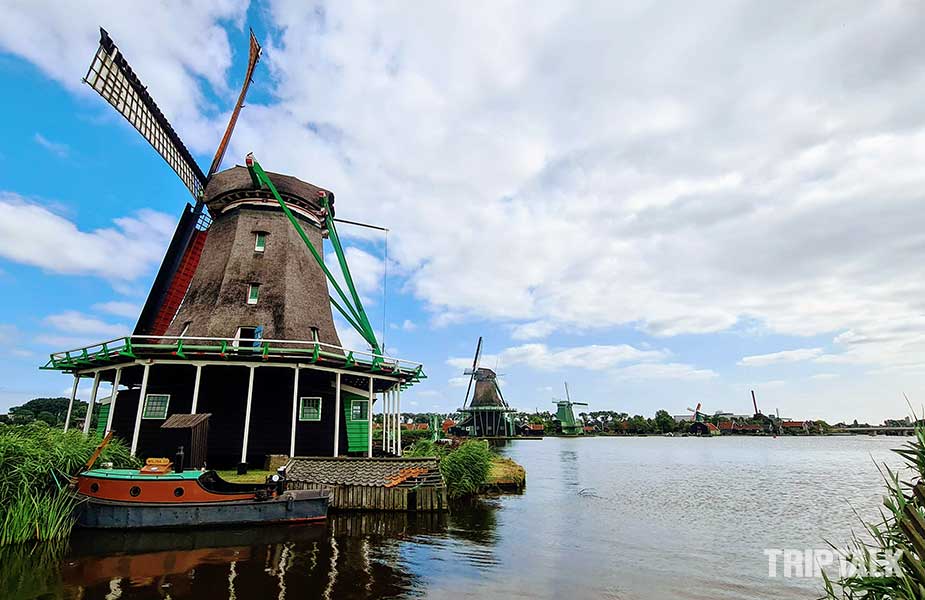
2, 436, 908, 599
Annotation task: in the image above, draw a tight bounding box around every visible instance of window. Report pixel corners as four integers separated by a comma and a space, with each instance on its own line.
299, 397, 322, 421
247, 284, 260, 305
179, 321, 191, 338
351, 399, 369, 421
254, 232, 267, 252
142, 394, 170, 419
310, 327, 319, 342
233, 326, 261, 348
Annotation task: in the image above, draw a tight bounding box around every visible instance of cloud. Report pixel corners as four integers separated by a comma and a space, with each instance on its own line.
613, 362, 718, 381
92, 301, 141, 319
448, 342, 667, 372
34, 133, 69, 157
44, 311, 127, 338
738, 348, 824, 367
0, 193, 174, 281
510, 320, 557, 341
400, 319, 417, 331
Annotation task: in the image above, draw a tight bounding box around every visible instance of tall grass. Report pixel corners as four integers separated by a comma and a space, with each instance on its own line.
0, 422, 137, 545
439, 440, 493, 499
823, 425, 925, 598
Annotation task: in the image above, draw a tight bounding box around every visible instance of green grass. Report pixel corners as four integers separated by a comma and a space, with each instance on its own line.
823, 423, 925, 598
0, 422, 137, 546
216, 469, 272, 484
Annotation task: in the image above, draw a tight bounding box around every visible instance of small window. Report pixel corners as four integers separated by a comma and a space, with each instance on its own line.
351, 399, 368, 421
247, 284, 260, 305
179, 321, 191, 338
233, 326, 259, 348
310, 327, 319, 342
254, 232, 267, 252
299, 397, 322, 421
142, 394, 170, 419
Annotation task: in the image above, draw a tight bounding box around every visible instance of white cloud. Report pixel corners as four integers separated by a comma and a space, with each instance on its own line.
92, 301, 141, 319
613, 362, 718, 381
510, 320, 557, 341
738, 348, 824, 367
0, 193, 174, 281
448, 342, 667, 373
44, 311, 127, 338
34, 133, 69, 157
401, 319, 417, 332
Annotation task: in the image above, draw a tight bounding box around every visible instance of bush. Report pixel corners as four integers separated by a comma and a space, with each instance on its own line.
824, 423, 925, 598
440, 440, 493, 499
0, 424, 137, 545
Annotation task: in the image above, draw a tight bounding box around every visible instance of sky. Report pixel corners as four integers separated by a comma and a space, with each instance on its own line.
0, 1, 923, 423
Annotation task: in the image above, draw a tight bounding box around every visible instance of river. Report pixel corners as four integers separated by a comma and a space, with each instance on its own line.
2, 435, 909, 599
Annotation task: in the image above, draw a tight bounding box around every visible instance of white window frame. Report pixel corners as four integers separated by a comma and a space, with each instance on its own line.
299, 396, 323, 422
233, 326, 258, 348
142, 394, 170, 420
254, 231, 267, 252
179, 321, 191, 338
351, 399, 369, 421
247, 284, 260, 305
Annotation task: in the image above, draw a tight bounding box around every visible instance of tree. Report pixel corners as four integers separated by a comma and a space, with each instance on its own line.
9, 407, 34, 424
36, 411, 57, 426
654, 410, 676, 433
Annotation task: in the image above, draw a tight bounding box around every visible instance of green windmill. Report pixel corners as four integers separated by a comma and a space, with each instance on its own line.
552, 382, 588, 436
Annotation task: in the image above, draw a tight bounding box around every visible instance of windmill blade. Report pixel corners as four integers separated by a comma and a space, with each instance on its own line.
206, 29, 262, 179
564, 382, 571, 402
84, 28, 206, 198
462, 337, 483, 409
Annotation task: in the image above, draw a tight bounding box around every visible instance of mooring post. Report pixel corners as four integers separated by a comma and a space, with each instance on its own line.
105, 367, 122, 435
367, 377, 374, 458
333, 372, 341, 457
190, 364, 202, 413
290, 366, 299, 457
130, 363, 151, 456
240, 366, 256, 472
63, 374, 80, 432
83, 372, 101, 435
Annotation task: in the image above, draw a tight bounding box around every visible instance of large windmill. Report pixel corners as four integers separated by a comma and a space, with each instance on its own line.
46, 28, 424, 470
454, 337, 516, 437
552, 382, 588, 436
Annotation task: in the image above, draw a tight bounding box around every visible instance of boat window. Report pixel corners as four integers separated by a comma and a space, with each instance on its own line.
299, 397, 322, 421
142, 394, 170, 419
351, 399, 368, 421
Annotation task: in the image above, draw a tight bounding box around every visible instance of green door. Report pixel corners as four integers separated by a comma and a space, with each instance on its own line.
343, 392, 370, 453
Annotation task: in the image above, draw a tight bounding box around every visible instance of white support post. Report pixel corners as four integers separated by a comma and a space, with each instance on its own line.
83, 372, 101, 435
290, 367, 300, 457
397, 385, 402, 456
367, 377, 374, 458
241, 366, 256, 466
384, 389, 390, 455
191, 365, 203, 413
333, 372, 341, 457
63, 374, 80, 432
105, 368, 122, 435
130, 364, 151, 456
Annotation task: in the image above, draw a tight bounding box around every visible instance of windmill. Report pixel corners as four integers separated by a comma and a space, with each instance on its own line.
47, 28, 424, 470
552, 382, 588, 436
455, 338, 516, 437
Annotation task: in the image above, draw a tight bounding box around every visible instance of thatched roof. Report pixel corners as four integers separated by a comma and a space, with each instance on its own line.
468, 367, 510, 408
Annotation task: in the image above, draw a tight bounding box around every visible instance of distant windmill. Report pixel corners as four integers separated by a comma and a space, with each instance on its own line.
552, 382, 588, 436
687, 402, 709, 423
456, 338, 516, 437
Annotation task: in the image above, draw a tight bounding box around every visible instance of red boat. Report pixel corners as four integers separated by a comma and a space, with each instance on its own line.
74, 458, 328, 529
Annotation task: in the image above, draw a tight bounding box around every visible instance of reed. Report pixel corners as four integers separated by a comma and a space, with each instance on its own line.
439, 440, 493, 499
823, 423, 925, 598
0, 423, 137, 546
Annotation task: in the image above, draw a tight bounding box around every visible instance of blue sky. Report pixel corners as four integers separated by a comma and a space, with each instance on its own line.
1, 2, 923, 423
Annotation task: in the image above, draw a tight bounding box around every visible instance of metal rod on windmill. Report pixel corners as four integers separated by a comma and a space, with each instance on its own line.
462, 336, 483, 410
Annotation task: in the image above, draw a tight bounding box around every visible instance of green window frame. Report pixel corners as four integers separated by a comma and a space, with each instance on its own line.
142, 394, 170, 419
299, 396, 322, 421
254, 232, 267, 252
351, 399, 368, 421
247, 283, 260, 305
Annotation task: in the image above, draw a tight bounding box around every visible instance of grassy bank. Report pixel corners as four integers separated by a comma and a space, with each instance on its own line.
406, 439, 520, 499
824, 425, 925, 597
0, 423, 137, 546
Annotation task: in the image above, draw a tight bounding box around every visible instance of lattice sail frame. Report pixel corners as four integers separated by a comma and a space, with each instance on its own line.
84, 29, 206, 199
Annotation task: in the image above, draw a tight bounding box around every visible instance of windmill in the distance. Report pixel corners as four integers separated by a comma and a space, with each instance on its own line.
552, 382, 588, 436
48, 28, 424, 470
454, 337, 516, 437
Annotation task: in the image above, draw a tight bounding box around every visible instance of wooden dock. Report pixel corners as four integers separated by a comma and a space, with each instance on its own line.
286, 456, 448, 512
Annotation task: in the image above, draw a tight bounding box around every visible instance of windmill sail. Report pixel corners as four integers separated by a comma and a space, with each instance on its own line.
207, 30, 262, 178
84, 28, 206, 198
